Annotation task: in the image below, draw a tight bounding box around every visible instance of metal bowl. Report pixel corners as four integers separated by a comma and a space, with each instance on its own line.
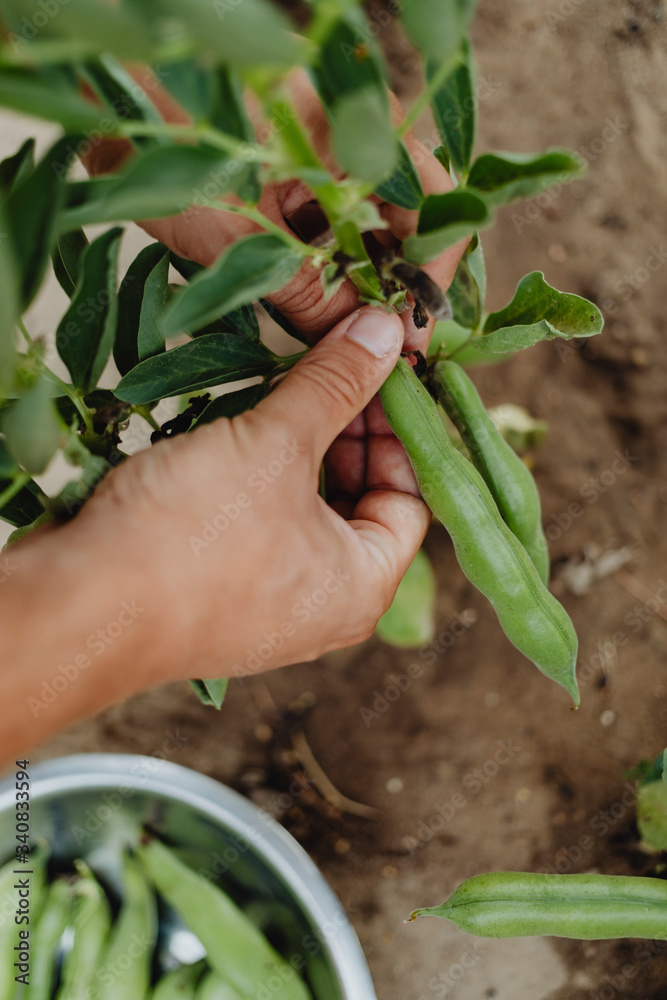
0, 754, 376, 999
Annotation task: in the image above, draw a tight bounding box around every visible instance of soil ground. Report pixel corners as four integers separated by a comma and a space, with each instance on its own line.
9, 0, 667, 997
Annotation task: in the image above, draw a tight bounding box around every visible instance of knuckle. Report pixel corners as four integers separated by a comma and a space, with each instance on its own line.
299, 357, 365, 412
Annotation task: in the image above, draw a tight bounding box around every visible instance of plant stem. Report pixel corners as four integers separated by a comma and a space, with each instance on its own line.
18, 320, 95, 434
272, 349, 309, 373
132, 405, 160, 432
397, 56, 456, 139
0, 471, 31, 511
206, 200, 325, 259
117, 121, 279, 165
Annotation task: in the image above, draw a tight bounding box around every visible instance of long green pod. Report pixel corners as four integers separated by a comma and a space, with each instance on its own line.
379, 359, 578, 704
138, 837, 311, 1000
27, 879, 73, 1000
152, 961, 206, 1000
433, 360, 550, 583
97, 853, 158, 1000
195, 971, 243, 1000
411, 871, 667, 939
0, 857, 20, 1000
57, 860, 112, 1000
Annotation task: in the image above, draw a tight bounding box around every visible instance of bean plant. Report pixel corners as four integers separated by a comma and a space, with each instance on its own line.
0, 0, 604, 709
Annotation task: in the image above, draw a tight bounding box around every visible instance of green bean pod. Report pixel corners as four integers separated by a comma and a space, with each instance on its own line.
195, 971, 243, 1000
379, 359, 579, 704
432, 360, 550, 583
97, 853, 158, 1000
411, 871, 667, 939
138, 837, 311, 1000
0, 858, 19, 1000
152, 961, 206, 1000
57, 860, 111, 1000
26, 879, 73, 1000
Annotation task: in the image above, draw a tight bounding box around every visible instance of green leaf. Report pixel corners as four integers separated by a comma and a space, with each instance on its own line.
2, 0, 153, 60
79, 55, 164, 146
2, 378, 62, 475
467, 149, 582, 205
0, 468, 45, 527
637, 781, 667, 852
190, 678, 229, 710
0, 138, 35, 194
428, 37, 475, 176
375, 548, 436, 648
171, 253, 260, 340
375, 142, 424, 210
312, 14, 396, 183
52, 229, 89, 299
62, 145, 233, 229
331, 87, 397, 183
447, 232, 486, 330
8, 135, 78, 308
114, 244, 169, 377
402, 0, 477, 64
0, 438, 16, 478
159, 58, 216, 124
457, 272, 604, 358
663, 749, 667, 784
114, 334, 276, 405
429, 319, 473, 358
0, 67, 110, 129
210, 67, 261, 203
164, 234, 304, 337
402, 190, 489, 265
258, 300, 308, 346
144, 0, 302, 67
193, 383, 270, 428
56, 227, 123, 393
0, 196, 19, 396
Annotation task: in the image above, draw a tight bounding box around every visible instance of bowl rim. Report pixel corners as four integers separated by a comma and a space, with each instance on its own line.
0, 753, 377, 1000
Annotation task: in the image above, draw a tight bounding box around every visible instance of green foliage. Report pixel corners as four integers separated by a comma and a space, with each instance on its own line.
0, 0, 602, 714
376, 548, 436, 647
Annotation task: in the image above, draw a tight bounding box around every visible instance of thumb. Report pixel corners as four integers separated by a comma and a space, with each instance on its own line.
262, 306, 404, 463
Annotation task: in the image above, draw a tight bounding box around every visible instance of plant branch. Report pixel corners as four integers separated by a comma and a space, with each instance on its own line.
0, 471, 31, 512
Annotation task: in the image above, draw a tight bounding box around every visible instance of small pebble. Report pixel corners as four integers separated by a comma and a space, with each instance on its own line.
547, 242, 568, 263
386, 777, 404, 794
334, 838, 351, 855
600, 710, 616, 727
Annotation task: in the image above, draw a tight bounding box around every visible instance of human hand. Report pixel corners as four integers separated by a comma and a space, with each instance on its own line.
71, 305, 430, 684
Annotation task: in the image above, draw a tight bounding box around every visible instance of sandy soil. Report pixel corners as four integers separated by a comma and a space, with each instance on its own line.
8, 0, 667, 996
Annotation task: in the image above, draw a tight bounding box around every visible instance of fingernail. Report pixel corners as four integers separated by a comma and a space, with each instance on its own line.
345, 309, 402, 359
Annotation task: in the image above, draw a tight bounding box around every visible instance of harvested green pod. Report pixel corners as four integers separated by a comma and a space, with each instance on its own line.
433, 360, 550, 583
27, 879, 73, 1000
97, 853, 158, 1000
0, 857, 19, 1000
138, 836, 311, 1000
411, 871, 667, 939
1, 845, 48, 1000
57, 861, 111, 1000
379, 358, 578, 704
196, 970, 244, 1000
153, 961, 206, 1000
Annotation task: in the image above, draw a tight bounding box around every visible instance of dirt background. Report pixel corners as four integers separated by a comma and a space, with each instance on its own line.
5, 0, 667, 997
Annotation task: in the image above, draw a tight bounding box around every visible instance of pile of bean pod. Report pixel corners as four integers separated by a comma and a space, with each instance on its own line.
379, 358, 580, 704
2, 837, 312, 1000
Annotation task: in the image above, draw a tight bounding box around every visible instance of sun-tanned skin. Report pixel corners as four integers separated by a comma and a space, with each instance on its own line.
0, 70, 466, 764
